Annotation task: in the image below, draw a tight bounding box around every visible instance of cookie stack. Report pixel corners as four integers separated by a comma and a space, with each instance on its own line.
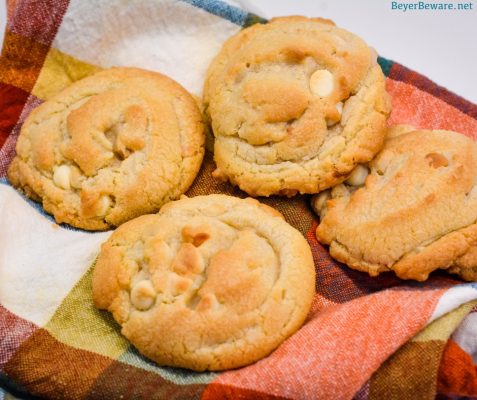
7, 16, 476, 371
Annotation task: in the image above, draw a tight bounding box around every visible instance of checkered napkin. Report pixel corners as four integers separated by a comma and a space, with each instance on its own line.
1, 1, 477, 399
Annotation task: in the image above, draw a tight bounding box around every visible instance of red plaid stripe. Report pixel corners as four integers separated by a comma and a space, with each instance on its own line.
8, 0, 69, 46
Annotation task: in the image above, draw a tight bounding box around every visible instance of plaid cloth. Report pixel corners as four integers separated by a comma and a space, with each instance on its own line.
1, 1, 477, 399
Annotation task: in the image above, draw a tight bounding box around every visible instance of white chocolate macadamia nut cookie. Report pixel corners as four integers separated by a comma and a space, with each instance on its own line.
204, 16, 391, 197
316, 126, 477, 282
93, 194, 316, 371
8, 67, 205, 230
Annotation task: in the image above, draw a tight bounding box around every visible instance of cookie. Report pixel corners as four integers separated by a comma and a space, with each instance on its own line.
8, 67, 205, 230
204, 16, 391, 197
315, 126, 477, 281
92, 194, 315, 371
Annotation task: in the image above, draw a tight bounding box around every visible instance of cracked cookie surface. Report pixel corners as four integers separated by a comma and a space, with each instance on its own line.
204, 16, 391, 197
92, 194, 315, 371
8, 67, 205, 230
316, 126, 477, 281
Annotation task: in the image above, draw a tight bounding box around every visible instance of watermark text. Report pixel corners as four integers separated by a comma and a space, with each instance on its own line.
391, 1, 474, 11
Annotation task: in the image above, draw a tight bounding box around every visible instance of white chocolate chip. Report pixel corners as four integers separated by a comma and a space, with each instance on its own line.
69, 165, 83, 189
331, 183, 349, 198
341, 96, 358, 125
197, 293, 220, 312
182, 225, 211, 247
311, 190, 331, 216
96, 195, 111, 216
53, 165, 71, 190
98, 130, 114, 151
326, 102, 344, 127
170, 275, 193, 296
336, 102, 343, 115
131, 280, 156, 310
345, 165, 369, 187
310, 69, 334, 97
173, 243, 205, 275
